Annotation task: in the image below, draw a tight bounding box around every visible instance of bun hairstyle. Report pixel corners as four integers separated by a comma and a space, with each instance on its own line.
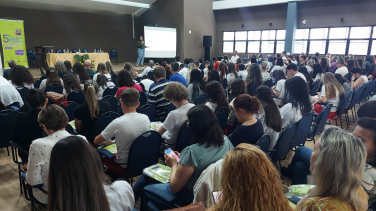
233, 94, 261, 115
84, 80, 99, 119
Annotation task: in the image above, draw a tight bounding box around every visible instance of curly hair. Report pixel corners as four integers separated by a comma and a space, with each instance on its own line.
63, 73, 82, 95
233, 94, 261, 115
116, 69, 135, 87
73, 62, 90, 81
163, 82, 189, 102
55, 61, 66, 74
206, 81, 229, 112
246, 64, 262, 85
284, 76, 312, 116
8, 65, 34, 87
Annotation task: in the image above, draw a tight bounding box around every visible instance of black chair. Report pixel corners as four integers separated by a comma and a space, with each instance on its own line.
221, 78, 228, 90
307, 104, 332, 144
310, 80, 321, 96
17, 87, 29, 106
269, 123, 297, 169
45, 83, 63, 94
103, 86, 118, 97
34, 80, 41, 89
247, 82, 261, 96
193, 93, 208, 105
175, 120, 193, 152
81, 49, 88, 53
10, 141, 29, 194
262, 78, 273, 88
60, 101, 79, 122
148, 71, 155, 82
71, 49, 78, 53
137, 104, 156, 122
67, 90, 86, 105
256, 134, 270, 153
111, 74, 118, 85
40, 75, 47, 81
139, 92, 147, 107
348, 85, 366, 121
139, 83, 146, 93
330, 91, 353, 128
92, 111, 120, 139
20, 173, 47, 210
290, 113, 313, 149
56, 49, 63, 53
0, 109, 19, 155
110, 49, 118, 65
215, 107, 229, 132
166, 103, 176, 115
101, 95, 118, 112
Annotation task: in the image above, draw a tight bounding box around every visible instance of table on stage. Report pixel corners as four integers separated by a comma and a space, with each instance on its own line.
46, 53, 110, 67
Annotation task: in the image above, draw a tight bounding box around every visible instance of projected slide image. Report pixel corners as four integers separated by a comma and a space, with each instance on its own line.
144, 26, 177, 58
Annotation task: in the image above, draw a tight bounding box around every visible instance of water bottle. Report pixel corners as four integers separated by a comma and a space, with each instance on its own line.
94, 49, 96, 53
51, 48, 53, 53
78, 48, 80, 53
64, 49, 66, 53
67, 49, 69, 53
100, 48, 102, 53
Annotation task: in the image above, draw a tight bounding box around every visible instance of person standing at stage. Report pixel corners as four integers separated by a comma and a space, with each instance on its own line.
136, 35, 147, 67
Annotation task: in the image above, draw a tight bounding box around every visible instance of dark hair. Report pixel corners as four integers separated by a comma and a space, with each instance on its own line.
207, 69, 221, 83
246, 64, 262, 85
184, 58, 190, 65
350, 67, 362, 75
153, 67, 166, 79
268, 56, 274, 63
187, 105, 224, 148
138, 35, 143, 41
46, 68, 62, 86
190, 69, 207, 101
8, 65, 35, 87
357, 118, 376, 146
213, 57, 218, 62
160, 62, 167, 68
273, 70, 287, 83
228, 63, 238, 77
171, 62, 179, 72
312, 63, 323, 79
96, 74, 109, 89
337, 58, 345, 65
233, 94, 261, 115
315, 52, 320, 57
64, 60, 72, 72
47, 136, 110, 211
73, 62, 90, 81
199, 58, 203, 63
255, 86, 282, 132
238, 64, 245, 70
347, 59, 355, 71
275, 57, 283, 66
358, 101, 376, 119
26, 89, 46, 109
284, 76, 312, 116
206, 81, 229, 112
298, 67, 313, 83
250, 57, 257, 64
229, 79, 245, 103
334, 73, 350, 85
180, 64, 185, 69
63, 73, 82, 94
286, 63, 297, 71
294, 55, 300, 61
236, 58, 242, 64
357, 58, 364, 71
223, 55, 228, 61
311, 56, 319, 64
38, 104, 68, 131
121, 88, 140, 107
117, 69, 135, 87
189, 58, 194, 63
8, 60, 16, 68
194, 61, 200, 67
300, 55, 307, 60
175, 56, 181, 62
320, 57, 328, 71
218, 63, 227, 79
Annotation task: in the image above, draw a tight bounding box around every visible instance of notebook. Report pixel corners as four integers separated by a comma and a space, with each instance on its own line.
143, 164, 171, 183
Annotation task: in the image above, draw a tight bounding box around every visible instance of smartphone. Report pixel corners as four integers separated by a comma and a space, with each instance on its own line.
212, 191, 221, 204
289, 196, 301, 204
164, 148, 180, 162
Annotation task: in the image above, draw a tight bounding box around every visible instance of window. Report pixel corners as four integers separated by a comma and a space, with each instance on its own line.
235, 41, 247, 53
350, 27, 372, 39
276, 30, 286, 40
262, 30, 276, 40
235, 31, 247, 40
371, 40, 376, 55
261, 41, 275, 53
247, 41, 260, 53
329, 27, 349, 39
295, 29, 309, 40
248, 31, 261, 40
294, 41, 307, 54
373, 27, 376, 39
310, 28, 328, 39
276, 41, 285, 54
348, 40, 369, 55
223, 32, 234, 40
223, 42, 234, 53
309, 40, 326, 54
328, 40, 347, 55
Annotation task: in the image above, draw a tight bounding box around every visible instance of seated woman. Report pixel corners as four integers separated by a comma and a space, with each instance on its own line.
227, 79, 245, 128
313, 72, 344, 119
229, 94, 263, 147
133, 105, 234, 206
207, 69, 221, 84
55, 61, 67, 78
334, 73, 352, 95
245, 64, 263, 96
64, 60, 72, 72
206, 144, 293, 211
270, 57, 284, 75
8, 65, 34, 89
255, 85, 282, 150
93, 62, 111, 81
115, 70, 143, 101
26, 105, 86, 204
47, 136, 134, 211
259, 61, 270, 82
156, 82, 195, 146
280, 76, 312, 129
205, 81, 229, 113
298, 66, 313, 88
39, 67, 65, 94
62, 72, 82, 95
272, 70, 287, 106
124, 62, 139, 78
312, 63, 324, 82
295, 127, 368, 211
105, 61, 116, 75
96, 74, 115, 100
73, 62, 90, 82
226, 63, 238, 88
351, 67, 369, 90
74, 80, 112, 142
218, 63, 227, 82
188, 69, 206, 102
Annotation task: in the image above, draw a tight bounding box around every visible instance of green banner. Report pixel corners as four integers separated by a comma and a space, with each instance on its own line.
0, 19, 28, 68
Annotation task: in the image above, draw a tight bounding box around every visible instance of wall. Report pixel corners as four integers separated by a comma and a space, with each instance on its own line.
0, 7, 142, 64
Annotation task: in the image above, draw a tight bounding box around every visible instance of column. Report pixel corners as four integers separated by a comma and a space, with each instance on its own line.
284, 1, 298, 54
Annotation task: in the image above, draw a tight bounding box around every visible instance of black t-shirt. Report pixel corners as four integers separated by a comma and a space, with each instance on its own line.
74, 101, 112, 141
229, 119, 264, 147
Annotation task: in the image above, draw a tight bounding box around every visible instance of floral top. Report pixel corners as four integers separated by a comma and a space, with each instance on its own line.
363, 164, 376, 207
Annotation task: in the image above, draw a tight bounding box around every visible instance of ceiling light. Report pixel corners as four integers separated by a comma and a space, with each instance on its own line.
90, 0, 150, 8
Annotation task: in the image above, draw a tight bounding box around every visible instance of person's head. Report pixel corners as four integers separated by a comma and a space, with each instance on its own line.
62, 72, 81, 94
120, 88, 140, 113
336, 58, 345, 68
123, 62, 135, 77
227, 63, 237, 77
153, 67, 166, 81
199, 58, 203, 63
212, 57, 218, 62
64, 60, 72, 72
46, 67, 62, 86
358, 101, 376, 119
236, 58, 242, 65
83, 80, 100, 119
294, 55, 299, 61
8, 60, 16, 68
73, 62, 90, 81
275, 57, 283, 66
320, 57, 328, 69
366, 55, 375, 63
84, 60, 92, 69
179, 64, 185, 70
38, 105, 68, 135
8, 65, 35, 87
356, 58, 364, 70
255, 85, 282, 132
250, 57, 257, 64
350, 67, 363, 78
238, 63, 245, 71
171, 62, 179, 72
163, 82, 189, 105
207, 69, 221, 83
204, 61, 210, 68
116, 69, 135, 87
189, 58, 194, 63
298, 66, 313, 82
223, 55, 228, 61
354, 118, 376, 160
312, 63, 323, 79
184, 58, 190, 65
268, 56, 274, 63
311, 56, 319, 64
347, 59, 355, 70
206, 81, 228, 112
54, 61, 66, 74
26, 89, 47, 110
96, 74, 109, 88
229, 78, 245, 102
138, 35, 143, 41
213, 144, 291, 211
334, 73, 350, 85
175, 56, 180, 62
284, 76, 312, 116
47, 136, 110, 211
305, 126, 367, 211
259, 61, 269, 72
96, 62, 108, 75
105, 61, 115, 75
146, 60, 154, 69
286, 63, 298, 78
188, 63, 195, 71
273, 70, 287, 82
300, 55, 307, 62
322, 72, 344, 100
233, 94, 261, 123
233, 50, 237, 56
160, 61, 167, 68
307, 59, 315, 68
189, 68, 206, 93
187, 105, 224, 148
315, 52, 320, 57
194, 61, 199, 68
246, 64, 262, 84
218, 62, 227, 79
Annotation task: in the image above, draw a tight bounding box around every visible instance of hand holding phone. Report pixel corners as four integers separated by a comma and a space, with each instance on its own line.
164, 148, 180, 162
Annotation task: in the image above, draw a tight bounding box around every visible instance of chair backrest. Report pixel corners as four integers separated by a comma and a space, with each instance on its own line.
110, 49, 118, 58
355, 85, 367, 104
175, 120, 193, 152
91, 111, 120, 139
256, 134, 270, 153
137, 104, 156, 122
81, 49, 88, 53
103, 86, 118, 97
34, 80, 41, 89
95, 48, 101, 53
215, 107, 229, 132
100, 95, 118, 112
60, 101, 79, 122
139, 92, 147, 107
193, 93, 209, 105
347, 88, 360, 109
71, 49, 78, 53
56, 49, 63, 53
17, 87, 29, 105
40, 75, 47, 81
306, 81, 311, 89
271, 123, 296, 163
221, 78, 228, 89
262, 78, 273, 88
45, 83, 64, 94
148, 71, 154, 82
290, 113, 313, 149
247, 82, 261, 96
310, 80, 321, 96
111, 74, 118, 84
139, 83, 146, 93
0, 110, 19, 148
67, 90, 86, 105
127, 131, 161, 178
313, 104, 332, 136
337, 91, 353, 116
361, 82, 373, 101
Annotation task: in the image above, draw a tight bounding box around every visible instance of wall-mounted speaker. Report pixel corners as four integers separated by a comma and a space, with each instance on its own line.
203, 36, 212, 48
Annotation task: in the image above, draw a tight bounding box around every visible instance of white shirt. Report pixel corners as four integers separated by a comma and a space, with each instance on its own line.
226, 73, 236, 88
255, 108, 280, 150
270, 65, 283, 73
230, 55, 239, 63
141, 79, 154, 92
101, 112, 150, 168
321, 85, 340, 112
179, 68, 188, 81
104, 181, 135, 211
361, 75, 369, 84
280, 103, 302, 129
274, 79, 286, 106
205, 102, 217, 113
293, 72, 307, 82
93, 73, 111, 82
238, 70, 248, 81
9, 80, 34, 89
26, 131, 87, 204
203, 68, 208, 78
335, 66, 349, 77
139, 67, 154, 78
39, 78, 66, 94
97, 82, 116, 100
162, 103, 195, 145
306, 66, 312, 73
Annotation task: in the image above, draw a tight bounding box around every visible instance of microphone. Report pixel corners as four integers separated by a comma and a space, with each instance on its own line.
39, 33, 44, 46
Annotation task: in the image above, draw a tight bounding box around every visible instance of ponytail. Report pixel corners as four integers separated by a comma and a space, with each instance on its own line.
84, 80, 99, 119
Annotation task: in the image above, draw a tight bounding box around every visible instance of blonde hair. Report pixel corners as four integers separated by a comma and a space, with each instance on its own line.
97, 62, 108, 74
322, 72, 344, 99
300, 126, 367, 210
307, 59, 315, 68
186, 63, 195, 84
105, 61, 115, 75
212, 144, 293, 211
260, 61, 270, 72
123, 62, 135, 77
84, 80, 99, 119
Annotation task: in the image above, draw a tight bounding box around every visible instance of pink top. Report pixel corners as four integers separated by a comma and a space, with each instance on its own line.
116, 84, 143, 98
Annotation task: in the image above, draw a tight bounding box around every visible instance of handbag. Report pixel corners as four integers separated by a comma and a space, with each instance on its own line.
46, 91, 66, 105
163, 202, 206, 211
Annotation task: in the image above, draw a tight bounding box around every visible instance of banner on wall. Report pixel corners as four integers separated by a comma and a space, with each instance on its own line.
0, 19, 28, 68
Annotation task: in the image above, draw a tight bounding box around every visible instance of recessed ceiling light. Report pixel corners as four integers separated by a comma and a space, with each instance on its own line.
90, 0, 150, 8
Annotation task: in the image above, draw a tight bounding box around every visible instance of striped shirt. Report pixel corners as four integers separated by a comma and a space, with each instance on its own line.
148, 79, 171, 121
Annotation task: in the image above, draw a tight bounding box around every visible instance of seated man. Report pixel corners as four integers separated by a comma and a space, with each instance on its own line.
3, 60, 16, 79
94, 88, 150, 175
169, 62, 187, 86
156, 82, 194, 147
84, 60, 97, 77
148, 67, 171, 122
